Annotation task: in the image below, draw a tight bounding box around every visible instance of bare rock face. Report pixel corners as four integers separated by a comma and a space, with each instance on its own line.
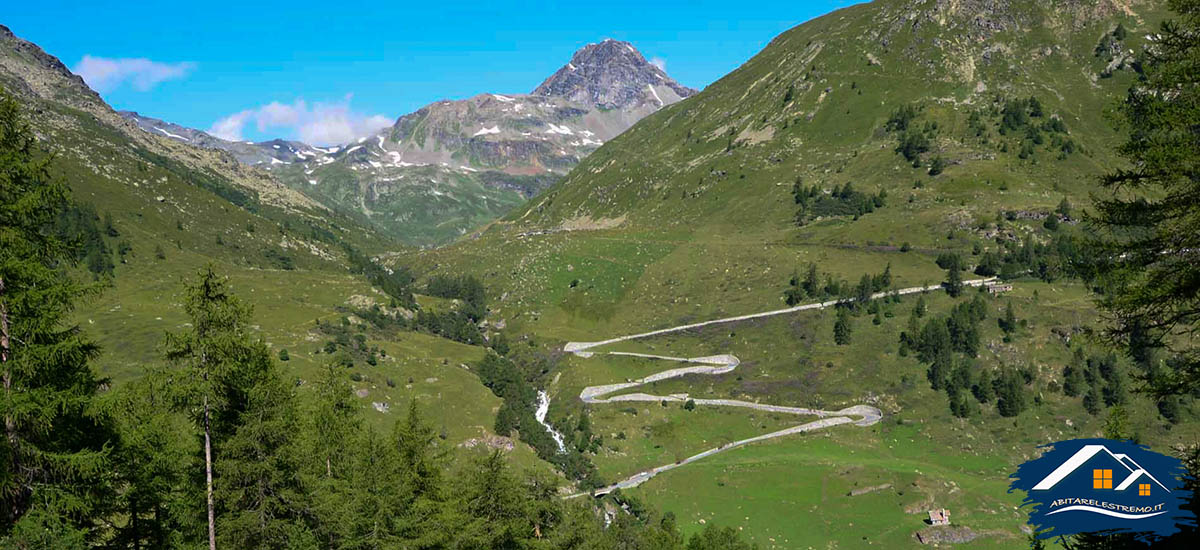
532, 38, 697, 109
383, 39, 698, 176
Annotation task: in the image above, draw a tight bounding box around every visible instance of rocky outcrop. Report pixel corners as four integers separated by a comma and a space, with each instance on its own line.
533, 39, 697, 108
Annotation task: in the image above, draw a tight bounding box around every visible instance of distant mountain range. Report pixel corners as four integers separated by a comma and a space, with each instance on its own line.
119, 39, 696, 245
0, 22, 386, 274
119, 110, 329, 166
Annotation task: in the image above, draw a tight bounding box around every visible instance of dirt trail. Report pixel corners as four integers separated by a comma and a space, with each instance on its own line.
563, 278, 997, 497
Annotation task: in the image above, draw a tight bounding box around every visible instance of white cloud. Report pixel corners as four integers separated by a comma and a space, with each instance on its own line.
208, 95, 392, 145
72, 55, 195, 93
649, 57, 667, 72
209, 111, 253, 143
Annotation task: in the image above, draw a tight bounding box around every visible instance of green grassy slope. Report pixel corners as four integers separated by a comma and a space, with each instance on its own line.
406, 0, 1199, 545
409, 0, 1175, 364
271, 161, 540, 246
0, 27, 550, 471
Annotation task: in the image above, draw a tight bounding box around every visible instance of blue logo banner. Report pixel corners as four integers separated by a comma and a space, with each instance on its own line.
1010, 438, 1195, 539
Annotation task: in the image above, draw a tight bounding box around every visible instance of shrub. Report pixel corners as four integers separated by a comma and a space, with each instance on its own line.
927, 156, 947, 176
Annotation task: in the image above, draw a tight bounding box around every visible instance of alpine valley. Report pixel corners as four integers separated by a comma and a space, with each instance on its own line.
121, 39, 695, 245
2, 0, 1199, 549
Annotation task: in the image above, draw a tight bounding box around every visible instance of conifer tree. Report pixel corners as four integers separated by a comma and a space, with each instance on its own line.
344, 427, 404, 549
163, 266, 280, 550
1083, 383, 1102, 415
1091, 0, 1200, 398
903, 306, 921, 346
879, 262, 892, 289
995, 369, 1028, 417
926, 349, 952, 391
802, 264, 820, 297
391, 400, 449, 543
833, 307, 852, 345
973, 368, 995, 404
855, 274, 874, 306
301, 363, 362, 548
945, 261, 964, 297
0, 92, 115, 545
216, 357, 308, 550
106, 373, 198, 549
460, 450, 531, 549
917, 317, 952, 365
999, 301, 1018, 336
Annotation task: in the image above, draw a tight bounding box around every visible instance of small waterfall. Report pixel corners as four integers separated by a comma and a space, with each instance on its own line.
535, 390, 568, 454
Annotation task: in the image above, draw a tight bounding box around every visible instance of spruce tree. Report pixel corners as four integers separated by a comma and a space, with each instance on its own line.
344, 427, 404, 549
947, 305, 981, 356
1056, 197, 1072, 218
309, 363, 360, 480
903, 306, 921, 346
1063, 364, 1086, 398
301, 363, 362, 548
833, 307, 852, 345
460, 450, 531, 549
687, 524, 756, 550
916, 317, 951, 365
855, 274, 873, 306
106, 373, 198, 549
973, 368, 995, 403
1102, 405, 1133, 441
1091, 0, 1200, 398
216, 358, 308, 550
999, 301, 1017, 336
392, 400, 446, 509
1083, 384, 1103, 415
802, 264, 820, 297
926, 348, 952, 391
945, 262, 964, 297
0, 92, 116, 545
995, 370, 1027, 417
1103, 367, 1129, 407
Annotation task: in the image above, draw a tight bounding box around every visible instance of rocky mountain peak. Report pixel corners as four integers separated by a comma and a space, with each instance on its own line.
0, 24, 103, 108
532, 38, 697, 109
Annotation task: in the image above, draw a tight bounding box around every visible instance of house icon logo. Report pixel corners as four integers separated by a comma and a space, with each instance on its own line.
1010, 438, 1194, 539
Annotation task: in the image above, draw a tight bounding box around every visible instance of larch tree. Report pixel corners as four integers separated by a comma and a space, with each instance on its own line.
163, 267, 296, 550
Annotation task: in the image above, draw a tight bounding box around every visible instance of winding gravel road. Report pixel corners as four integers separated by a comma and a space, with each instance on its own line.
563, 278, 996, 497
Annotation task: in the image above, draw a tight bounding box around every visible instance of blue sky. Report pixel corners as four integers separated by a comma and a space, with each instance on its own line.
5, 0, 857, 145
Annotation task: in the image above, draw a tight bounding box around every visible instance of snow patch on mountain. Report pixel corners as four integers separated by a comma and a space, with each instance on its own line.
153, 127, 189, 141
647, 84, 663, 106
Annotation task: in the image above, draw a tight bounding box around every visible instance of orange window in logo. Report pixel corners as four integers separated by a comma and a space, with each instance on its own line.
1139, 483, 1151, 496
1093, 469, 1113, 489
